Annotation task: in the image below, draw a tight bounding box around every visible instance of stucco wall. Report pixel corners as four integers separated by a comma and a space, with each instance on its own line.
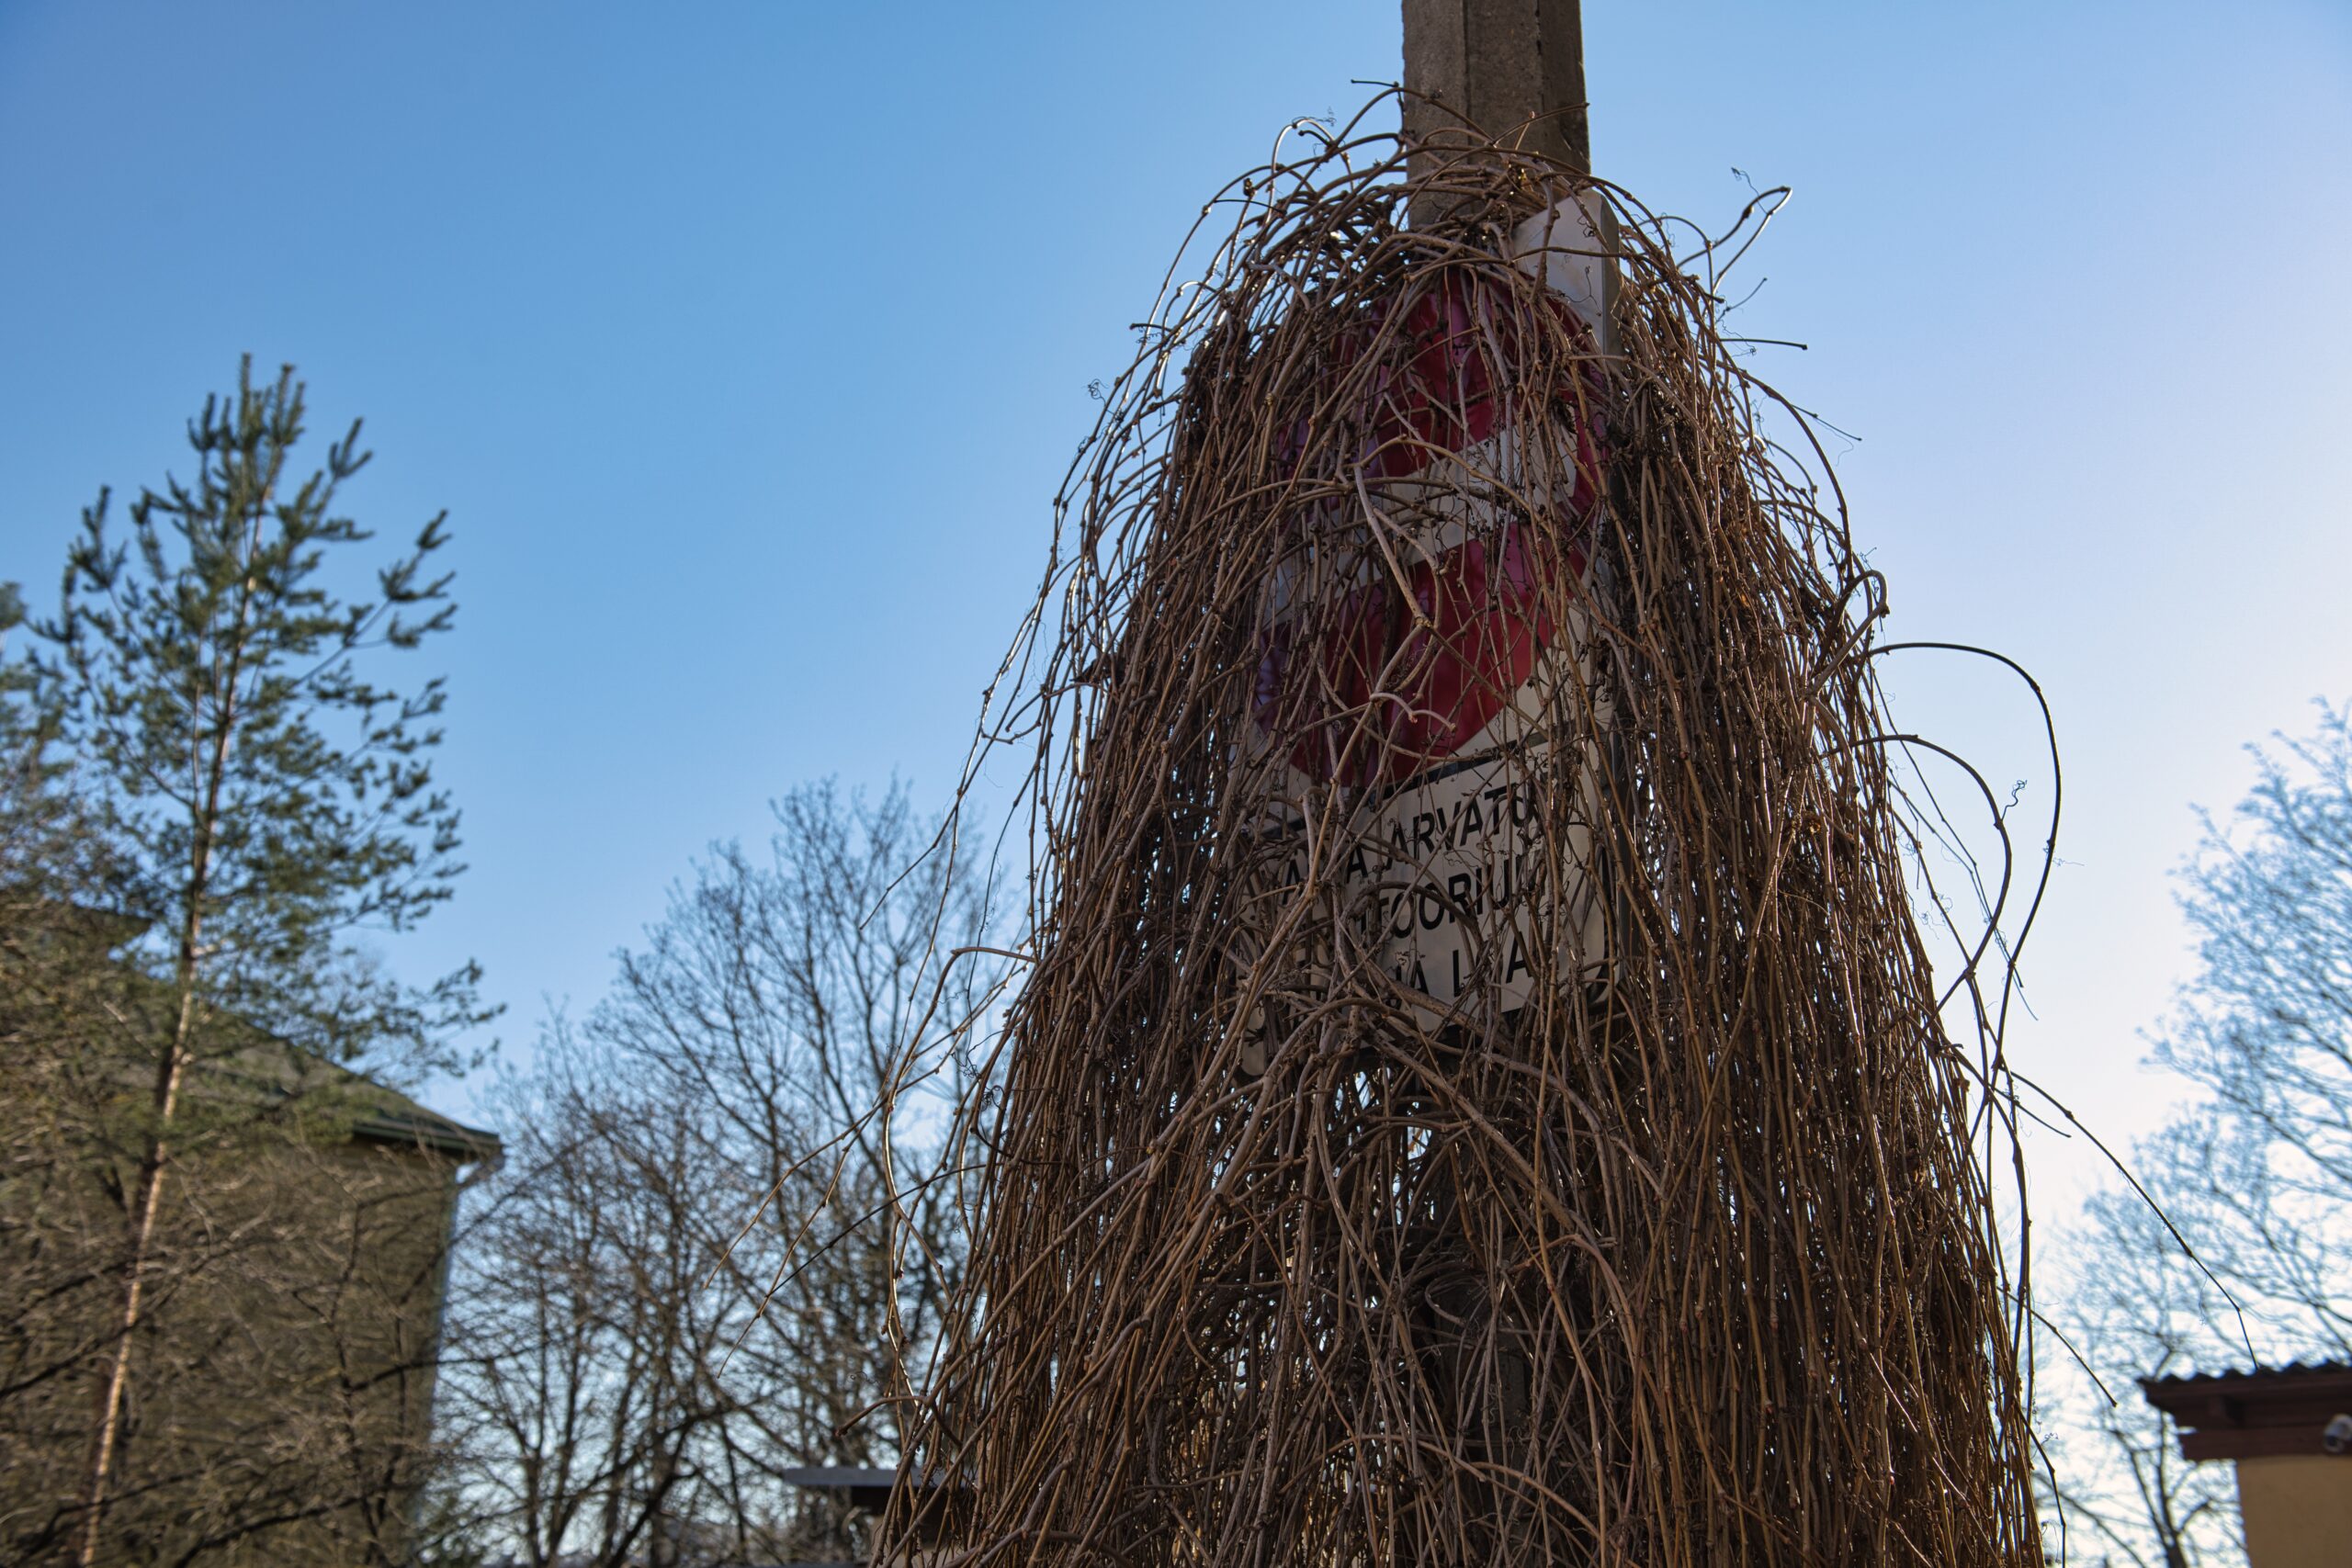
2237, 1454, 2352, 1568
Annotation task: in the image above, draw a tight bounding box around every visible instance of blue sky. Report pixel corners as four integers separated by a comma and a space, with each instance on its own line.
3, 0, 2347, 1208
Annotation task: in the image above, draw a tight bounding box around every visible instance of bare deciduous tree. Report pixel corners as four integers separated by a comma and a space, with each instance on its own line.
2040, 1194, 2241, 1567
435, 780, 998, 1566
2042, 700, 2352, 1565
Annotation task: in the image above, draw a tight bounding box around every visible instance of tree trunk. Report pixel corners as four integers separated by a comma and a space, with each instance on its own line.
76, 538, 262, 1566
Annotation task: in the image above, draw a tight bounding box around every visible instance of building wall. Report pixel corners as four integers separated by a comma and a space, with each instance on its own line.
2237, 1454, 2352, 1568
0, 1132, 469, 1566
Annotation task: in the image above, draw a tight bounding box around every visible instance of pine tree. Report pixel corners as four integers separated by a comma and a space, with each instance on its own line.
28, 356, 489, 1563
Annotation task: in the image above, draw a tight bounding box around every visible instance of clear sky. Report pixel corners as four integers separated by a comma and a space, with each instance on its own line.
3, 1, 2346, 1213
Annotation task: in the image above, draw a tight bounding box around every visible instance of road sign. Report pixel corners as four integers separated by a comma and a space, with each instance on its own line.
1240, 191, 1614, 1058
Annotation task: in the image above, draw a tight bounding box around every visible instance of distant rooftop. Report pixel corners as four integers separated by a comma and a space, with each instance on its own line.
776, 1465, 897, 1513
2143, 1360, 2352, 1461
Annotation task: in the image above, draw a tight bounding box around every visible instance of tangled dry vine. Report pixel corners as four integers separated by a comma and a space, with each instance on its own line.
888, 96, 2047, 1567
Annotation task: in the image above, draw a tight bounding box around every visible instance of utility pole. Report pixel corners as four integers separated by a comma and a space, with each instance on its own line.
1391, 10, 1603, 1560
1402, 0, 1590, 176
